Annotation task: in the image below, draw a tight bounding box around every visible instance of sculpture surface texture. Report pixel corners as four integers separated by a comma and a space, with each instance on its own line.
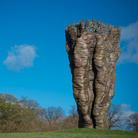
65, 20, 121, 129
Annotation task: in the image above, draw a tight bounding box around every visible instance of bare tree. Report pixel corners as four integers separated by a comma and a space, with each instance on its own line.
68, 105, 78, 118
62, 105, 78, 129
126, 113, 138, 132
107, 104, 123, 129
44, 106, 64, 130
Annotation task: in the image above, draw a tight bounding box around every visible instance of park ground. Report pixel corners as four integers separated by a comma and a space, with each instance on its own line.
0, 128, 138, 138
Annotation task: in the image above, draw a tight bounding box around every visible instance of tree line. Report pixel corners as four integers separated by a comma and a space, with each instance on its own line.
0, 93, 137, 133
0, 93, 78, 133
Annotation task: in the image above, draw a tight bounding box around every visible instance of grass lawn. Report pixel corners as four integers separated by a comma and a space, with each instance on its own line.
0, 128, 137, 138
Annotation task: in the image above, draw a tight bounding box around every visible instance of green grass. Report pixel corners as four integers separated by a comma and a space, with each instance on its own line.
0, 128, 137, 138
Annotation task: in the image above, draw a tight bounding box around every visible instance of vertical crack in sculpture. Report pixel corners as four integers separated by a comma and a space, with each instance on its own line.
65, 20, 121, 129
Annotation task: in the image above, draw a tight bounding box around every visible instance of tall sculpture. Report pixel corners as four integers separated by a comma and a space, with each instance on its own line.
65, 20, 121, 129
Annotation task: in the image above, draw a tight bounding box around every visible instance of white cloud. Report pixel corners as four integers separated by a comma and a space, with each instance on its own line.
121, 104, 131, 111
120, 104, 135, 118
3, 45, 37, 72
117, 21, 138, 64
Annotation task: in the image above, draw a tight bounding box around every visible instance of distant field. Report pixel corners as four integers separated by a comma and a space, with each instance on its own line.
0, 128, 138, 138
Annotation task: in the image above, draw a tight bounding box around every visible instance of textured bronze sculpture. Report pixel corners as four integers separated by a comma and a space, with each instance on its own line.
65, 20, 121, 129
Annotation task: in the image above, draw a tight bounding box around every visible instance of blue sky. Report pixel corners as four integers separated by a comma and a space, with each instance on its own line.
0, 0, 138, 115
